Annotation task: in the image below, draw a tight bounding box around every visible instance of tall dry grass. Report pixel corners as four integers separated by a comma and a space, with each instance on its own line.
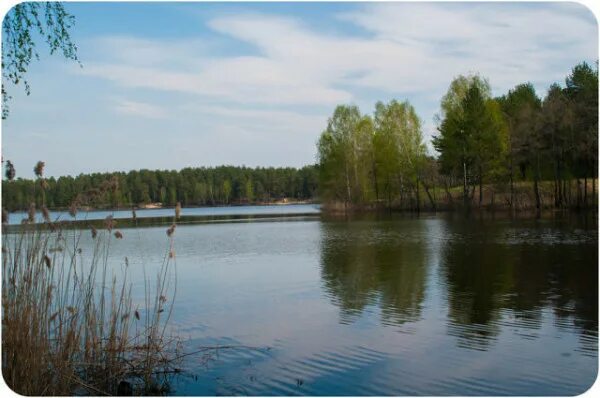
2, 162, 180, 395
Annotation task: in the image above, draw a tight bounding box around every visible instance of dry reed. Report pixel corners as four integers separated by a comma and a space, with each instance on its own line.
27, 203, 36, 223
41, 205, 51, 223
33, 161, 45, 178
174, 203, 181, 221
5, 160, 15, 181
2, 163, 181, 396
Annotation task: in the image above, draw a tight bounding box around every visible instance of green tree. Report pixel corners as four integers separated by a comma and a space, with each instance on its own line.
434, 75, 491, 206
245, 179, 254, 202
438, 74, 491, 122
317, 105, 362, 204
537, 84, 571, 207
222, 179, 232, 204
434, 77, 505, 206
565, 62, 598, 207
353, 115, 376, 203
374, 100, 426, 209
497, 83, 541, 207
467, 90, 507, 206
373, 101, 403, 207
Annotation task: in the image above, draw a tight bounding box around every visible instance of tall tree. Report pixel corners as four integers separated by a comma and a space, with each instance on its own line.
537, 84, 571, 207
565, 62, 598, 207
434, 75, 505, 207
374, 100, 426, 209
438, 74, 492, 122
353, 115, 377, 203
497, 83, 541, 208
317, 105, 362, 204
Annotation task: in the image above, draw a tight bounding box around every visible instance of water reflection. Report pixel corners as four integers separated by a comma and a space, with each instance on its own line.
319, 219, 429, 327
318, 215, 597, 356
439, 216, 597, 353
175, 214, 597, 394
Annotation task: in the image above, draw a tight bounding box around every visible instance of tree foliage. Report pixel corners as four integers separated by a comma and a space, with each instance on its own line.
319, 61, 597, 211
1, 165, 318, 211
318, 100, 428, 209
433, 77, 506, 204
317, 105, 363, 203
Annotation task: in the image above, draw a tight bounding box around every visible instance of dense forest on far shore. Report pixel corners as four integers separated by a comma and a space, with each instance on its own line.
318, 61, 598, 212
1, 165, 318, 211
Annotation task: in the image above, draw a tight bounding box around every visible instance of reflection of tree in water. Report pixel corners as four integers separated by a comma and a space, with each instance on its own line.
319, 220, 429, 327
441, 235, 513, 350
546, 246, 598, 354
440, 217, 597, 352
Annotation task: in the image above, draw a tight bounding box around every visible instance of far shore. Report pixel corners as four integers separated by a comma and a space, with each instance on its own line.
8, 199, 320, 214
135, 199, 318, 210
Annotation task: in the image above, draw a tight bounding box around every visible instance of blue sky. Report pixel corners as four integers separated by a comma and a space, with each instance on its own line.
1, 1, 598, 178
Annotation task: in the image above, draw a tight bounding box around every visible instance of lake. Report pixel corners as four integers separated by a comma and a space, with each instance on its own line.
9, 205, 598, 395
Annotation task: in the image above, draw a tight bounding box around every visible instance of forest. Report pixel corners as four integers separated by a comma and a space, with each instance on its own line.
1, 165, 318, 211
317, 61, 598, 211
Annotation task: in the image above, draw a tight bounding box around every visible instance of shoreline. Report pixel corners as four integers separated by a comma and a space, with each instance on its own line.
5, 205, 596, 231
6, 200, 321, 214
3, 212, 322, 231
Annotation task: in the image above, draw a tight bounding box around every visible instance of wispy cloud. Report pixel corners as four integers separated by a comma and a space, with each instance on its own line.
338, 2, 597, 93
79, 3, 597, 110
113, 99, 168, 119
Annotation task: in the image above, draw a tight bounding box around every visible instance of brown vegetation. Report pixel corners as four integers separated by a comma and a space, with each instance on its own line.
2, 162, 181, 395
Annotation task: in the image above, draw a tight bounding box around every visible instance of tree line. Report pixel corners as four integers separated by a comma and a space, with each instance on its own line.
2, 165, 318, 211
317, 61, 598, 211
3, 62, 596, 213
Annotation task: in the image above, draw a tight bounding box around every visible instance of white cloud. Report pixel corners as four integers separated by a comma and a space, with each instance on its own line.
187, 104, 326, 132
77, 3, 597, 143
113, 99, 168, 119
80, 3, 596, 106
81, 58, 351, 106
89, 36, 207, 67
338, 2, 597, 94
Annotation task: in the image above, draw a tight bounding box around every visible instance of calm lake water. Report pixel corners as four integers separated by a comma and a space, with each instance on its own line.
10, 205, 598, 395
